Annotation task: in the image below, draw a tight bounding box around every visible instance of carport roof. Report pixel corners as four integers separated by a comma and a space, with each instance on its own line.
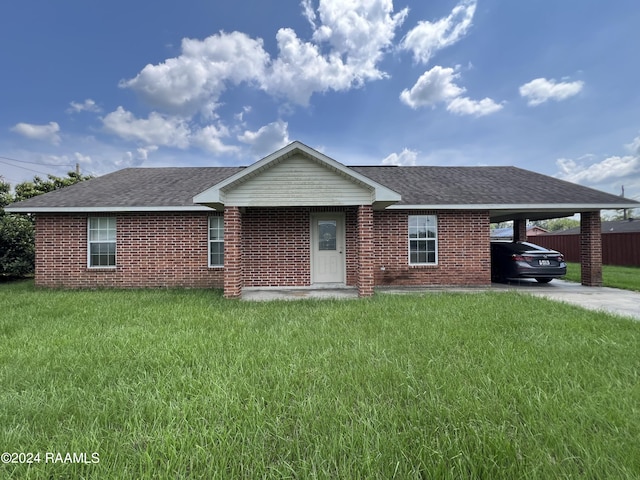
6, 148, 639, 218
351, 166, 625, 206
351, 165, 639, 221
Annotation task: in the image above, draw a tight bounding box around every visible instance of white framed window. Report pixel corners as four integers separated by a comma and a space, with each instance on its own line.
209, 216, 224, 267
88, 217, 116, 268
408, 215, 437, 265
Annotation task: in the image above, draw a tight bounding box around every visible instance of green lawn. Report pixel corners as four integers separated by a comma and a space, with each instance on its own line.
564, 262, 640, 291
1, 281, 639, 479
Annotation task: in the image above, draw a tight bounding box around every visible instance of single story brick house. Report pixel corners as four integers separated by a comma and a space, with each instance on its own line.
6, 141, 639, 297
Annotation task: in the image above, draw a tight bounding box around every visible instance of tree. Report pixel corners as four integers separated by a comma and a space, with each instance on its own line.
1, 178, 35, 276
0, 171, 92, 277
13, 171, 92, 202
601, 208, 639, 221
530, 217, 580, 232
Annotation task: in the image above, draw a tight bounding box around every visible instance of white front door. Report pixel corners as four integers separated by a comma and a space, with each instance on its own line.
311, 213, 345, 284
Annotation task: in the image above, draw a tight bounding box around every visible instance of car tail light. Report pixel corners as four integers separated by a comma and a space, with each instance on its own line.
511, 254, 531, 262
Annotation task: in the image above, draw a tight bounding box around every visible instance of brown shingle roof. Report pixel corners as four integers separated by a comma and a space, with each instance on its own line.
5, 164, 637, 211
6, 167, 243, 209
350, 166, 631, 206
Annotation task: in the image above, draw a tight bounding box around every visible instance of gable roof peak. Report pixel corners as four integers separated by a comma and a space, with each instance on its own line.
192, 140, 402, 209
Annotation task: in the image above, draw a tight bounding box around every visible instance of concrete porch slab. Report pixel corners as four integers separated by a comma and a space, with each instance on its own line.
241, 286, 359, 301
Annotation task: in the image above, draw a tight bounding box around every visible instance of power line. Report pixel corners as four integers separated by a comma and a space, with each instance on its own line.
0, 158, 55, 176
0, 155, 75, 167
0, 175, 22, 184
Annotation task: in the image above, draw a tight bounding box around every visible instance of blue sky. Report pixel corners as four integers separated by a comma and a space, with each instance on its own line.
2, 0, 639, 205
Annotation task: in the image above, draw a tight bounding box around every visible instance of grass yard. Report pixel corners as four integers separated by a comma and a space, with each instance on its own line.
1, 281, 639, 479
564, 262, 640, 292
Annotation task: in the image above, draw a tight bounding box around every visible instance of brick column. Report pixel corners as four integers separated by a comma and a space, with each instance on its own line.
223, 206, 243, 298
580, 211, 602, 286
513, 218, 527, 242
357, 205, 375, 297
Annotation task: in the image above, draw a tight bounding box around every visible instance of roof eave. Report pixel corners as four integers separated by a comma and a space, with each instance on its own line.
4, 206, 214, 214
386, 202, 640, 210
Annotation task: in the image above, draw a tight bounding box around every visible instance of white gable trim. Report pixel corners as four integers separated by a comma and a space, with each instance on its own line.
193, 141, 401, 209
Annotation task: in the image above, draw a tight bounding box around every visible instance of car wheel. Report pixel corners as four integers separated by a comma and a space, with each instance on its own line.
535, 277, 552, 283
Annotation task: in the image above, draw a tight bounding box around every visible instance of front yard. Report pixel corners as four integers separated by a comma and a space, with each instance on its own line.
1, 281, 639, 479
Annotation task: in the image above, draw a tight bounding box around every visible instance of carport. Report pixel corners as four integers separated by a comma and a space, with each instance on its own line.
353, 164, 639, 290
491, 208, 610, 287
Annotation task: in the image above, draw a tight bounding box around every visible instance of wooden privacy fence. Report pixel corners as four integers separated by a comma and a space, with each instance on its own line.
532, 233, 640, 267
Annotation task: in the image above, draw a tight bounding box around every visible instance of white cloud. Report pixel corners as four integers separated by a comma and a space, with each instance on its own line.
102, 107, 190, 148
136, 146, 158, 162
311, 0, 408, 70
519, 77, 584, 106
382, 148, 418, 166
67, 99, 101, 113
265, 0, 408, 106
117, 146, 159, 168
401, 65, 502, 116
120, 31, 269, 116
121, 1, 410, 110
301, 0, 317, 28
263, 28, 355, 105
238, 120, 290, 156
401, 0, 476, 64
556, 155, 639, 185
625, 134, 640, 155
73, 152, 92, 165
234, 106, 252, 123
554, 134, 640, 202
191, 124, 239, 155
400, 66, 464, 109
10, 122, 61, 145
446, 96, 503, 116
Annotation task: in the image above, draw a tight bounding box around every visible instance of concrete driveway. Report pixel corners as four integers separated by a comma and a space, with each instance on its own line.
243, 281, 640, 321
493, 279, 640, 321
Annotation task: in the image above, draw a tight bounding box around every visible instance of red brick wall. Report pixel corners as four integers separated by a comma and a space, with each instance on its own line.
580, 211, 603, 286
34, 208, 491, 290
240, 207, 359, 287
223, 206, 242, 297
34, 213, 224, 288
373, 210, 491, 286
357, 205, 375, 296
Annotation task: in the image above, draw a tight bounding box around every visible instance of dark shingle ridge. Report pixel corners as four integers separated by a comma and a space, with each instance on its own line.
7, 165, 636, 210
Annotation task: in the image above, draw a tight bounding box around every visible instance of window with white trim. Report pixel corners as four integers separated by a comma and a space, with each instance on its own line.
408, 215, 437, 265
88, 217, 116, 267
209, 216, 224, 267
